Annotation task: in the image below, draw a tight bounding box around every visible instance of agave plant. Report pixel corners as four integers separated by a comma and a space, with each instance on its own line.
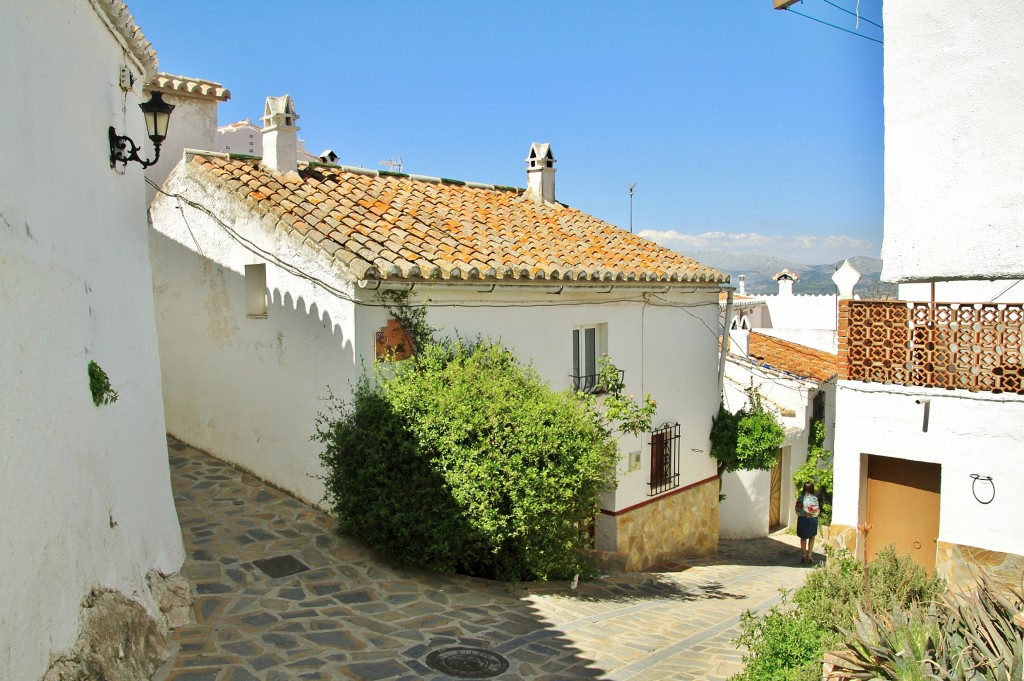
828, 571, 1024, 681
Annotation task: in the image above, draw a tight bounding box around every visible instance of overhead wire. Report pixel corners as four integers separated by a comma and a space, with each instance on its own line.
784, 6, 882, 44
819, 0, 883, 30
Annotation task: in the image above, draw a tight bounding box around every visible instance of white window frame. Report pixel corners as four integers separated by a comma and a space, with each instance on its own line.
572, 323, 607, 392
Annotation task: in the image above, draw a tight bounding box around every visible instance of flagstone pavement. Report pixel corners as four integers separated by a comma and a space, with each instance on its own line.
154, 438, 817, 681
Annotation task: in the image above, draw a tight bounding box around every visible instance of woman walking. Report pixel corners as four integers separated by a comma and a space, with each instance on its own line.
795, 482, 820, 564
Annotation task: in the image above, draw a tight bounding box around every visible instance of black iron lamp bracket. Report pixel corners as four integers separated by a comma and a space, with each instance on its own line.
108, 126, 162, 169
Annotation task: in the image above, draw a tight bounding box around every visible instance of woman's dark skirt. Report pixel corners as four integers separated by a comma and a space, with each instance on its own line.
797, 516, 818, 539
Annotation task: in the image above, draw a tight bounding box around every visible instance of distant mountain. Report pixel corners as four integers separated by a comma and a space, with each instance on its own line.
687, 251, 897, 298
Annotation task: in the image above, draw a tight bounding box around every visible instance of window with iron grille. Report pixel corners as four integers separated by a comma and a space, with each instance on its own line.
648, 422, 681, 495
812, 390, 825, 422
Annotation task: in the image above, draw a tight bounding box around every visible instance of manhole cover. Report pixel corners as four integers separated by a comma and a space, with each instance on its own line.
424, 646, 509, 678
253, 554, 310, 578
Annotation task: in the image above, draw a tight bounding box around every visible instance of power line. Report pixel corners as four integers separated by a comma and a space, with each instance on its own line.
819, 0, 883, 30
785, 7, 883, 44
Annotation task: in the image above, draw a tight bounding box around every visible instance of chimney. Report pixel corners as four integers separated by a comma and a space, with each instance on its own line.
525, 142, 556, 204
772, 269, 799, 296
738, 274, 746, 296
261, 95, 299, 176
832, 260, 862, 299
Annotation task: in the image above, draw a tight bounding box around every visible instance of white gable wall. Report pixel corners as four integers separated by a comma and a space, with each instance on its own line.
882, 2, 1024, 282
0, 3, 184, 678
149, 161, 359, 505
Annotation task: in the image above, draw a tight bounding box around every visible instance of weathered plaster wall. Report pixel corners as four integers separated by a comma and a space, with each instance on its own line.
832, 382, 1024, 559
0, 3, 185, 679
881, 2, 1024, 282
149, 161, 359, 505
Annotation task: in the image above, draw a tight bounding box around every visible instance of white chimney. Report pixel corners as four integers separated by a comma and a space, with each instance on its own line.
525, 142, 556, 204
261, 95, 299, 176
738, 274, 746, 296
772, 269, 799, 296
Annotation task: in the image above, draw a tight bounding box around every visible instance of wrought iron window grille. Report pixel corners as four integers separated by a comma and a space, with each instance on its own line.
648, 422, 681, 496
571, 369, 624, 395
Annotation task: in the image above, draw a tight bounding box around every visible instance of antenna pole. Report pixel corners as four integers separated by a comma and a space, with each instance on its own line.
628, 182, 637, 233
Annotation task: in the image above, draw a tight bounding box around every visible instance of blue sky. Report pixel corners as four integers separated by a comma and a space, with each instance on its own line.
130, 0, 883, 265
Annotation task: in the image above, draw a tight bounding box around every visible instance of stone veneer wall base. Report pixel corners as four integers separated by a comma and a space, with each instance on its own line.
612, 478, 719, 571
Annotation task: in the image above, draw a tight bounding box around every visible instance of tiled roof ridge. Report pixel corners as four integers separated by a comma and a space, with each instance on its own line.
747, 331, 838, 383
151, 73, 231, 101
184, 153, 729, 285
89, 0, 158, 82
303, 160, 527, 195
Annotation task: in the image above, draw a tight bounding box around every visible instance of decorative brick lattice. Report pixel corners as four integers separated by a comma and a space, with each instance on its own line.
839, 300, 1023, 394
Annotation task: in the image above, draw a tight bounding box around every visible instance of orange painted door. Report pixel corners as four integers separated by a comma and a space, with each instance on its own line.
768, 450, 783, 529
865, 455, 941, 572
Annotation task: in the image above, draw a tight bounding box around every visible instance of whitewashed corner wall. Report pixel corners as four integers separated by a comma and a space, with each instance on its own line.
0, 3, 185, 679
882, 2, 1024, 282
831, 383, 1024, 558
149, 163, 359, 506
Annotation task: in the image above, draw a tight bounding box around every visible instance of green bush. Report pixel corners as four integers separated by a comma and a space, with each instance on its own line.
315, 338, 627, 582
792, 420, 834, 525
732, 547, 946, 680
710, 387, 786, 478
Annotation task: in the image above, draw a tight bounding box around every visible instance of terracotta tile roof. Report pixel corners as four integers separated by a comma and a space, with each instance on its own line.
92, 1, 158, 82
184, 154, 729, 285
151, 73, 231, 101
747, 332, 838, 382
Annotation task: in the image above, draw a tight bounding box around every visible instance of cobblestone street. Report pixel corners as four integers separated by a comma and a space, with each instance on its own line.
154, 439, 814, 681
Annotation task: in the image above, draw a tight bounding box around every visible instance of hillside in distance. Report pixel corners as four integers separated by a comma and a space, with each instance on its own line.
687, 251, 897, 298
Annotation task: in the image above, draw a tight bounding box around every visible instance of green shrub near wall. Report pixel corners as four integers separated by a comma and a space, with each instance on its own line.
315, 338, 626, 582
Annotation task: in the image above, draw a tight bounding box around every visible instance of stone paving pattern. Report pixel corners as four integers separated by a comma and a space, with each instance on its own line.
154, 439, 815, 681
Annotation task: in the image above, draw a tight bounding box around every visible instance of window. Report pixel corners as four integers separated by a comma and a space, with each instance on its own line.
648, 422, 681, 495
572, 324, 607, 393
245, 264, 267, 317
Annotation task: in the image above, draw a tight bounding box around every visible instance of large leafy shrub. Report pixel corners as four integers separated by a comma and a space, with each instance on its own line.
710, 387, 786, 478
315, 338, 637, 582
732, 547, 945, 681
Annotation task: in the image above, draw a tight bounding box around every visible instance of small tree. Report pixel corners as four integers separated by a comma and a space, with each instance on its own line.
709, 387, 786, 481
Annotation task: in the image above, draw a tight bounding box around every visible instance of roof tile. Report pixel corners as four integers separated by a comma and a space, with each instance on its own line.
187, 155, 728, 285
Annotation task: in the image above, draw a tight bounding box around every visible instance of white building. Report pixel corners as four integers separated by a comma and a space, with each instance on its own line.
830, 1, 1024, 589
0, 2, 187, 679
216, 117, 320, 163
148, 97, 729, 571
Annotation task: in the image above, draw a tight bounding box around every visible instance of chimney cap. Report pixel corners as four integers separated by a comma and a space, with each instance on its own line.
772, 269, 800, 282
262, 94, 299, 130
525, 142, 555, 169
319, 149, 339, 164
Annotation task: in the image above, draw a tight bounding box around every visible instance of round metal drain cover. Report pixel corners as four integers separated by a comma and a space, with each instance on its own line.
424, 646, 509, 678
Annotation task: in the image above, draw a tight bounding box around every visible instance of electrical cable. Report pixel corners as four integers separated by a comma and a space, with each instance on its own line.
785, 7, 883, 44
819, 0, 883, 30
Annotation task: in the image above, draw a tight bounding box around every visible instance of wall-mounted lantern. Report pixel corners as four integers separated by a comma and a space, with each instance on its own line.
108, 91, 175, 169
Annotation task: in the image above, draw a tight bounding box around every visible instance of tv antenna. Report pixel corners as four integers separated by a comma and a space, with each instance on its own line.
628, 182, 637, 233
380, 156, 404, 173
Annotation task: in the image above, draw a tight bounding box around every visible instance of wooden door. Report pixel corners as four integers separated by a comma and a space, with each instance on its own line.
768, 449, 783, 529
865, 455, 941, 572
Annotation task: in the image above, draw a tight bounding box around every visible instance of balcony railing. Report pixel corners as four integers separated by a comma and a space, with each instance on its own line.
839, 300, 1024, 394
571, 369, 625, 395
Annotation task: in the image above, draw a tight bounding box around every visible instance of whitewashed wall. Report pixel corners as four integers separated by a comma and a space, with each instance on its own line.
882, 2, 1024, 282
150, 160, 359, 505
899, 281, 1024, 304
832, 383, 1024, 557
0, 3, 184, 679
751, 293, 839, 333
